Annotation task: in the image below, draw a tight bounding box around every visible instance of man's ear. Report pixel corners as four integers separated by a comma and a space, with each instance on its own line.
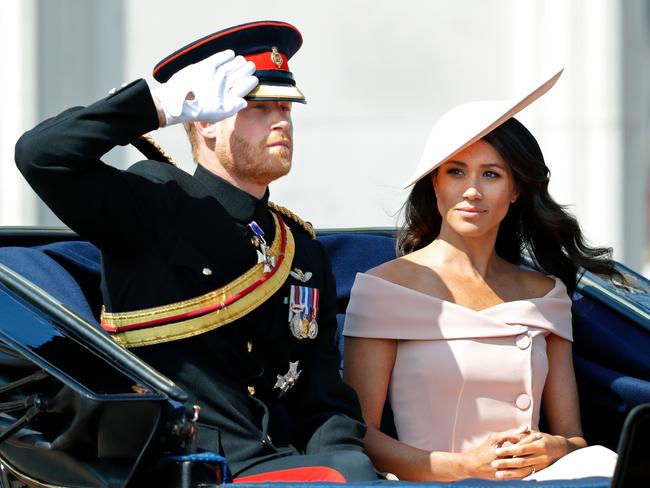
194, 121, 218, 139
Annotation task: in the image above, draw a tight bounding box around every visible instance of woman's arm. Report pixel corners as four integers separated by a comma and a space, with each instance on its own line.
343, 336, 440, 479
541, 334, 588, 448
490, 334, 587, 478
344, 336, 521, 481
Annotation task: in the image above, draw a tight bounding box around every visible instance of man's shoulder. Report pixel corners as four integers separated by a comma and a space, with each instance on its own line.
126, 160, 210, 195
127, 160, 186, 181
268, 202, 316, 240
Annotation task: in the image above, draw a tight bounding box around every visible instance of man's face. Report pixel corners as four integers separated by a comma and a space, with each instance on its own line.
214, 100, 293, 186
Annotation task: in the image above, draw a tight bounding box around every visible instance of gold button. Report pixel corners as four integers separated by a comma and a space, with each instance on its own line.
247, 385, 256, 396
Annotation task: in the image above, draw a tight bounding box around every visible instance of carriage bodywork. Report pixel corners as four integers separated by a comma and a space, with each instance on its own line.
0, 227, 648, 487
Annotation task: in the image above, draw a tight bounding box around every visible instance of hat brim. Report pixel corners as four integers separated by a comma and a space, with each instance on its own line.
245, 83, 306, 104
403, 69, 563, 189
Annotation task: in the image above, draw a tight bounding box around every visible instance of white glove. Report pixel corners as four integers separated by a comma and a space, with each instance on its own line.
152, 49, 258, 126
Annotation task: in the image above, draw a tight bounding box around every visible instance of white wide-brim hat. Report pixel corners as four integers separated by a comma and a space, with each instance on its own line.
403, 69, 563, 189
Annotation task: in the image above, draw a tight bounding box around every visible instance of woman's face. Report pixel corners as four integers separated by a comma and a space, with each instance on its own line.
432, 139, 519, 239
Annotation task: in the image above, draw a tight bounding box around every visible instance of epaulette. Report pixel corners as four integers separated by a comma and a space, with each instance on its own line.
268, 201, 316, 239
131, 134, 177, 166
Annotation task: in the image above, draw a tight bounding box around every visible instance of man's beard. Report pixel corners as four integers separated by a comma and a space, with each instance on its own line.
218, 133, 293, 186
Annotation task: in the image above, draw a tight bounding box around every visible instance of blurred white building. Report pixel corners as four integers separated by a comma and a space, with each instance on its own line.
1, 0, 649, 274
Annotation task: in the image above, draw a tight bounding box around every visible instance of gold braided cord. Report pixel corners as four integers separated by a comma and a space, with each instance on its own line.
268, 201, 316, 239
137, 134, 177, 166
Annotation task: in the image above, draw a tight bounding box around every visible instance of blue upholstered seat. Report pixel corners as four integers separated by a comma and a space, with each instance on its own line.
0, 243, 99, 327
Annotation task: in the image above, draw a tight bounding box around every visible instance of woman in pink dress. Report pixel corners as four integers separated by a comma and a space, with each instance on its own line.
343, 70, 619, 481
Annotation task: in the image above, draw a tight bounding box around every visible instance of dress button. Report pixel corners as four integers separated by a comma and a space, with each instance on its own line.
247, 385, 256, 396
515, 333, 531, 350
516, 393, 531, 410
202, 267, 212, 276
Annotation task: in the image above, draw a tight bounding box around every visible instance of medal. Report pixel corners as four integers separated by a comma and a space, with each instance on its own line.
290, 314, 303, 339
248, 220, 275, 273
287, 285, 319, 339
273, 361, 301, 395
308, 319, 318, 339
300, 319, 310, 339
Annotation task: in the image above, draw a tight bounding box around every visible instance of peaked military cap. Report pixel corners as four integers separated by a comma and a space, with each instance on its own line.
153, 20, 306, 103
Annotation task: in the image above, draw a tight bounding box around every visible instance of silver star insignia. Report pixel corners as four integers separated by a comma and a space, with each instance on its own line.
256, 245, 275, 273
273, 361, 301, 394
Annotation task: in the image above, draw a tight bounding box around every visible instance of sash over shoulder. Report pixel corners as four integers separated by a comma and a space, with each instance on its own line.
343, 273, 573, 342
101, 213, 295, 347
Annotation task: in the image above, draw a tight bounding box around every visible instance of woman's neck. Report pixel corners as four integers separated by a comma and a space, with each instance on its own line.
422, 226, 503, 280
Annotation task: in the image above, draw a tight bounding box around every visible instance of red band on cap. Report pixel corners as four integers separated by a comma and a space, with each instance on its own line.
153, 21, 300, 79
245, 51, 289, 71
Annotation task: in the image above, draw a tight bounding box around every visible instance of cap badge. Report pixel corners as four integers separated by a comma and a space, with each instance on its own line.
288, 285, 319, 340
274, 360, 301, 395
271, 46, 283, 69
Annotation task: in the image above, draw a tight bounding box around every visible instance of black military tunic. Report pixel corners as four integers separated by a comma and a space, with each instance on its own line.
14, 79, 368, 477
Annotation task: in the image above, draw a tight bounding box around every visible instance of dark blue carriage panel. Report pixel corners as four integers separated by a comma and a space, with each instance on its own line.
0, 240, 186, 400
572, 292, 650, 450
0, 240, 191, 488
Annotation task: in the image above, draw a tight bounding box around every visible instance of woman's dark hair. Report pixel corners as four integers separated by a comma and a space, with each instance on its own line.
397, 117, 618, 293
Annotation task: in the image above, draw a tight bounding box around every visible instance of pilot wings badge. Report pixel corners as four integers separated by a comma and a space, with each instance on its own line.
290, 267, 312, 283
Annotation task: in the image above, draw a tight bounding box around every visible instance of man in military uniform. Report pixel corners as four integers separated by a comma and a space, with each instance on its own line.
15, 21, 377, 482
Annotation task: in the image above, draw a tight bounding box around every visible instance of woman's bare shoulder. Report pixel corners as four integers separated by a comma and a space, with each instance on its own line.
365, 252, 445, 295
366, 256, 417, 282
367, 251, 436, 282
508, 265, 559, 298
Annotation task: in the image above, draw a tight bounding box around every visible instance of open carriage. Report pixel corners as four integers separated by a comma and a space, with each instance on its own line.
0, 226, 648, 487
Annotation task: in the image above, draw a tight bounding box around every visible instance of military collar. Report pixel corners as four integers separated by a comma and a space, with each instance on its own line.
194, 165, 271, 226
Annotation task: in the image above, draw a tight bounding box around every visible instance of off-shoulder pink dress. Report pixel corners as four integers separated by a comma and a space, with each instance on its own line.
343, 272, 572, 453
